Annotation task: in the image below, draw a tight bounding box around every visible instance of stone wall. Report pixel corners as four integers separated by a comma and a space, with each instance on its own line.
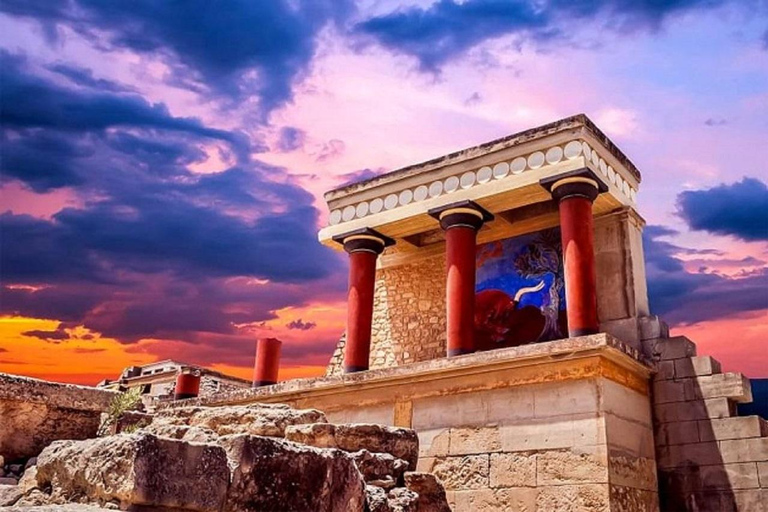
644, 334, 768, 511
0, 373, 116, 460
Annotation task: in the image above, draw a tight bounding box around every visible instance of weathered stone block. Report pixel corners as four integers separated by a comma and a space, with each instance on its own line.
685, 372, 753, 403
449, 427, 500, 456
661, 462, 760, 492
350, 449, 408, 486
639, 315, 669, 341
35, 434, 229, 511
655, 420, 698, 446
643, 336, 696, 361
334, 424, 419, 471
488, 452, 535, 488
674, 356, 721, 378
499, 415, 604, 452
652, 380, 687, 404
609, 453, 657, 491
430, 455, 489, 490
220, 434, 365, 512
452, 488, 537, 512
681, 489, 767, 512
698, 416, 766, 442
653, 397, 733, 423
536, 483, 610, 511
284, 422, 337, 447
609, 485, 659, 512
533, 379, 599, 418
536, 447, 608, 485
654, 360, 675, 381
404, 472, 451, 512
417, 429, 450, 458
720, 437, 768, 464
758, 461, 768, 487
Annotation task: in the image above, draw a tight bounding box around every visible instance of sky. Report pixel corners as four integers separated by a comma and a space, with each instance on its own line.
0, 0, 767, 385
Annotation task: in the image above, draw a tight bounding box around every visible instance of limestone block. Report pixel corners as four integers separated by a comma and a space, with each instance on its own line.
220, 434, 366, 512
609, 485, 659, 512
35, 434, 230, 511
655, 420, 698, 446
654, 360, 675, 381
449, 427, 501, 456
652, 380, 687, 404
674, 356, 722, 378
417, 429, 450, 458
608, 453, 657, 491
350, 449, 409, 486
639, 315, 669, 342
643, 336, 696, 362
334, 424, 420, 471
659, 462, 760, 493
698, 416, 767, 442
536, 447, 609, 486
758, 461, 767, 487
685, 372, 753, 403
499, 415, 604, 453
601, 378, 653, 426
488, 452, 536, 488
403, 472, 452, 512
533, 379, 599, 418
606, 414, 656, 458
284, 422, 337, 448
536, 483, 610, 511
430, 455, 489, 490
451, 488, 537, 512
719, 437, 768, 464
681, 490, 767, 512
653, 398, 734, 423
657, 441, 723, 470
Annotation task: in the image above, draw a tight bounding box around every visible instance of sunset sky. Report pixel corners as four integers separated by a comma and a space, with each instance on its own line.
1, 0, 767, 385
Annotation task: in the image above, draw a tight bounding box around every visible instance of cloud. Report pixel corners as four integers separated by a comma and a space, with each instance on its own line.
22, 323, 71, 342
704, 117, 727, 126
337, 168, 385, 187
47, 62, 135, 93
287, 319, 317, 331
644, 226, 768, 325
275, 127, 306, 152
354, 0, 744, 70
0, 0, 355, 118
677, 177, 768, 242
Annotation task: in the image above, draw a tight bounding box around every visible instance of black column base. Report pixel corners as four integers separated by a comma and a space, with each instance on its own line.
344, 365, 369, 373
568, 327, 599, 337
252, 380, 277, 387
447, 348, 475, 357
174, 393, 198, 400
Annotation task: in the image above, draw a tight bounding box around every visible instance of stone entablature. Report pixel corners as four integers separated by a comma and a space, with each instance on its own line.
319, 114, 640, 253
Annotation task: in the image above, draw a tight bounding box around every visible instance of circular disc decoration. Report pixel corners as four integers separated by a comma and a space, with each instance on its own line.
510, 157, 527, 174
591, 150, 599, 166
413, 185, 428, 201
329, 210, 342, 225
527, 151, 545, 169
444, 176, 460, 193
369, 198, 384, 214
599, 159, 607, 175
384, 194, 398, 210
356, 202, 369, 218
460, 171, 476, 189
342, 205, 356, 222
607, 167, 616, 183
582, 142, 592, 161
630, 188, 637, 202
428, 181, 443, 198
493, 162, 510, 179
545, 146, 563, 165
399, 189, 413, 206
564, 140, 582, 159
623, 180, 630, 196
476, 166, 492, 184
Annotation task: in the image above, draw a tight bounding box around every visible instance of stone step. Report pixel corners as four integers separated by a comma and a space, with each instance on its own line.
652, 372, 752, 404
698, 416, 768, 442
674, 356, 722, 378
644, 336, 697, 363
654, 398, 736, 424
658, 437, 768, 469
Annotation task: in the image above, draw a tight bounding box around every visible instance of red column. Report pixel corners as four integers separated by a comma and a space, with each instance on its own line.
429, 202, 493, 357
445, 225, 478, 355
253, 337, 282, 386
550, 177, 601, 337
338, 230, 392, 373
174, 368, 201, 400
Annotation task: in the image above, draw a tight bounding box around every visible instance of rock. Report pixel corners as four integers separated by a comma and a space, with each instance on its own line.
140, 422, 218, 443
0, 483, 23, 506
25, 457, 38, 470
154, 403, 327, 437
0, 477, 18, 485
19, 465, 39, 493
10, 463, 24, 474
404, 472, 451, 512
388, 487, 419, 512
284, 422, 338, 448
366, 485, 391, 512
350, 450, 408, 485
0, 455, 4, 467
286, 423, 419, 471
36, 434, 229, 511
219, 434, 366, 512
7, 505, 117, 511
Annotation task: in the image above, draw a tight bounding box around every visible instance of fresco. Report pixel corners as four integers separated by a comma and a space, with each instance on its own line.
475, 228, 567, 350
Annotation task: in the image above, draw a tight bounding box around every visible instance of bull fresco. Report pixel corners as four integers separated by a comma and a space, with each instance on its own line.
475, 228, 567, 350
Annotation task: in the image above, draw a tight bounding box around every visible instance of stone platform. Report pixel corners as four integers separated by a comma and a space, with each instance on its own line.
163, 334, 659, 511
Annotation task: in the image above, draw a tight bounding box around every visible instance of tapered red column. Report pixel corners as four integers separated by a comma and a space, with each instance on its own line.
253, 337, 282, 386
174, 368, 200, 400
549, 176, 602, 336
430, 201, 493, 356
336, 229, 393, 373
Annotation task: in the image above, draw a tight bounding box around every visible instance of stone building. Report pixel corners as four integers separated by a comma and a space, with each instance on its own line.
98, 360, 251, 401
168, 115, 767, 511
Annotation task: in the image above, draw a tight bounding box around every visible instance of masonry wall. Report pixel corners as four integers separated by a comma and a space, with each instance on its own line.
644, 335, 768, 511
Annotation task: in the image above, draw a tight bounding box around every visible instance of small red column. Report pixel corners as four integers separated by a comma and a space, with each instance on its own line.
548, 176, 602, 337
335, 229, 393, 373
430, 202, 493, 356
253, 337, 282, 386
174, 368, 201, 400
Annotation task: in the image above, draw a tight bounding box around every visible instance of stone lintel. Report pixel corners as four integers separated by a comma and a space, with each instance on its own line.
159, 333, 652, 411
0, 372, 117, 412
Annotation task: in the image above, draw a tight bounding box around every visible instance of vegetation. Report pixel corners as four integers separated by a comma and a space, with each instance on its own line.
97, 386, 144, 437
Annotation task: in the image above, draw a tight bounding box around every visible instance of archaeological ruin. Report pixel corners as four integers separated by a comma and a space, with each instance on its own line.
1, 114, 766, 511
